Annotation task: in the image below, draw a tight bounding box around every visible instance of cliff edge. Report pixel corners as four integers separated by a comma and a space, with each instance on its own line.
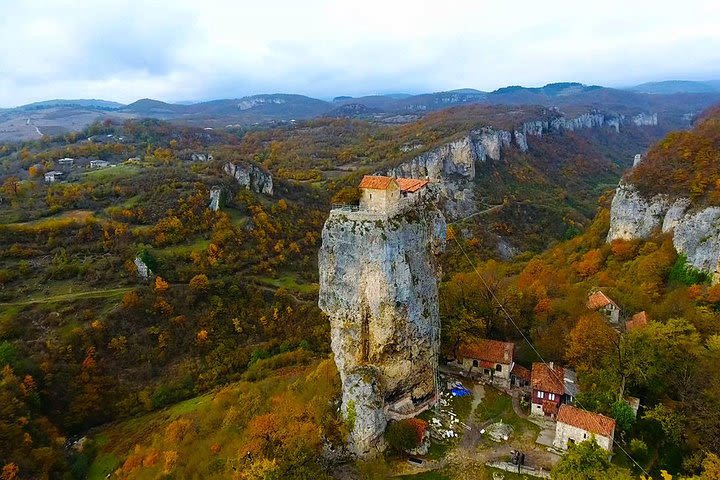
318, 202, 446, 455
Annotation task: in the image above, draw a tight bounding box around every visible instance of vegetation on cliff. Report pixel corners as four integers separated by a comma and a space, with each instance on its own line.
629, 106, 720, 205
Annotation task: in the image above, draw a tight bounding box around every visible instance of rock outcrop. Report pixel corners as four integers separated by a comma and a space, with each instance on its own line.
318, 203, 446, 455
208, 186, 222, 211
223, 162, 273, 195
382, 111, 644, 220
608, 181, 720, 281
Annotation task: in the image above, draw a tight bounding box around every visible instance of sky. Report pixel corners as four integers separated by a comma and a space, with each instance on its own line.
1, 0, 719, 107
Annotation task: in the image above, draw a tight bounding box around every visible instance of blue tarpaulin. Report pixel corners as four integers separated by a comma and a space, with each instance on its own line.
451, 387, 471, 397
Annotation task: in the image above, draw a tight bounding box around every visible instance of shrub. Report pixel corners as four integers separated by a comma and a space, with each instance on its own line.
384, 418, 427, 451
669, 254, 711, 286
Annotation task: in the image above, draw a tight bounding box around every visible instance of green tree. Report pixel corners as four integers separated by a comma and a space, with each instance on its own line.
551, 438, 633, 480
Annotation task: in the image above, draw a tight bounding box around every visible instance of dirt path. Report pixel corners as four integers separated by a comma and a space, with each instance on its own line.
512, 390, 528, 419
0, 287, 133, 306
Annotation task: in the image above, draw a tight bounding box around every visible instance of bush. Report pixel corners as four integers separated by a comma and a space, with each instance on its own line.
669, 254, 711, 286
384, 418, 427, 452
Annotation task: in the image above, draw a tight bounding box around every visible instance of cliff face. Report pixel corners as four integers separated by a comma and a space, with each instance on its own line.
608, 181, 720, 282
318, 205, 446, 455
384, 111, 651, 220
223, 162, 274, 195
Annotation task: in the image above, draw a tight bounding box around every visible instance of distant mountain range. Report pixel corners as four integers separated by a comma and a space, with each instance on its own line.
628, 80, 720, 94
2, 81, 719, 142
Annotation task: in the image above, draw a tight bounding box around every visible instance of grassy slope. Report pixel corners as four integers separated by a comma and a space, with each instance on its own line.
86, 355, 340, 479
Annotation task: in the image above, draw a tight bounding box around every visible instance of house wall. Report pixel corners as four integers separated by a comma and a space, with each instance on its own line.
602, 304, 620, 324
530, 389, 562, 416
460, 358, 512, 381
553, 422, 613, 451
360, 185, 400, 212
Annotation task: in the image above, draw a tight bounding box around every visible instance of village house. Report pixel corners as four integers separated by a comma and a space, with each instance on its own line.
553, 404, 616, 452
90, 159, 110, 169
587, 290, 620, 324
530, 362, 577, 418
358, 175, 429, 213
456, 339, 515, 386
44, 171, 63, 183
57, 157, 74, 166
511, 363, 531, 388
626, 311, 648, 331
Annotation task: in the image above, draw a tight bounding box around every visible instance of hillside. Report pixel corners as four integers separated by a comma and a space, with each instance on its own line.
628, 81, 719, 94
0, 104, 718, 479
2, 83, 719, 142
629, 105, 720, 205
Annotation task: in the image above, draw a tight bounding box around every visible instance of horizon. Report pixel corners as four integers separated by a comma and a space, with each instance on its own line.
3, 78, 720, 109
2, 0, 719, 108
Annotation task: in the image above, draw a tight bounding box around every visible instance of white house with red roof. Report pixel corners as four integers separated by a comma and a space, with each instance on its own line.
587, 290, 620, 324
554, 404, 616, 452
457, 339, 515, 386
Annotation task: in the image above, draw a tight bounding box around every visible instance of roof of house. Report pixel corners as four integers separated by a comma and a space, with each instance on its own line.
511, 363, 531, 381
359, 175, 397, 190
543, 400, 560, 416
45, 171, 63, 176
359, 175, 429, 192
531, 363, 565, 395
396, 178, 429, 193
563, 368, 579, 397
458, 339, 515, 365
587, 291, 618, 310
626, 311, 648, 331
557, 404, 616, 438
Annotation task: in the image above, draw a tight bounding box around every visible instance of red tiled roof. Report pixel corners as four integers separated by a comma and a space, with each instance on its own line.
626, 311, 648, 331
358, 175, 429, 192
396, 178, 429, 193
587, 291, 617, 310
557, 404, 616, 438
358, 175, 396, 190
458, 339, 515, 365
543, 400, 559, 416
531, 363, 565, 395
511, 364, 531, 381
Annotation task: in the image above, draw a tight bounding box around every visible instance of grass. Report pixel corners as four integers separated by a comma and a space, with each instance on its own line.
11, 209, 97, 228
250, 273, 319, 295
82, 164, 139, 183
473, 388, 539, 437
0, 286, 132, 307
398, 471, 451, 480
484, 466, 537, 479
156, 236, 211, 257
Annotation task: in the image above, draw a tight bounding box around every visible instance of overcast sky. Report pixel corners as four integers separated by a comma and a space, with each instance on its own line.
1, 0, 719, 107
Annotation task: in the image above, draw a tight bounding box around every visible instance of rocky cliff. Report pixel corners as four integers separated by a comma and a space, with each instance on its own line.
608, 181, 720, 282
318, 204, 446, 455
223, 162, 273, 195
383, 111, 648, 219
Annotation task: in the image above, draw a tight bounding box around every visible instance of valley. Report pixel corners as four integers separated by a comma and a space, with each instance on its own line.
0, 92, 719, 480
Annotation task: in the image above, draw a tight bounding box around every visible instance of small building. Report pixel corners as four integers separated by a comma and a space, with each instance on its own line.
511, 363, 531, 388
44, 171, 63, 183
626, 311, 648, 331
553, 404, 616, 452
90, 160, 110, 169
57, 157, 74, 166
358, 175, 429, 213
457, 339, 515, 386
531, 362, 576, 418
587, 291, 620, 324
633, 154, 643, 167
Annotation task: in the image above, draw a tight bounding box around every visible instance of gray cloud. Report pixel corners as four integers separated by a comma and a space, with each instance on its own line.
1, 0, 719, 106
